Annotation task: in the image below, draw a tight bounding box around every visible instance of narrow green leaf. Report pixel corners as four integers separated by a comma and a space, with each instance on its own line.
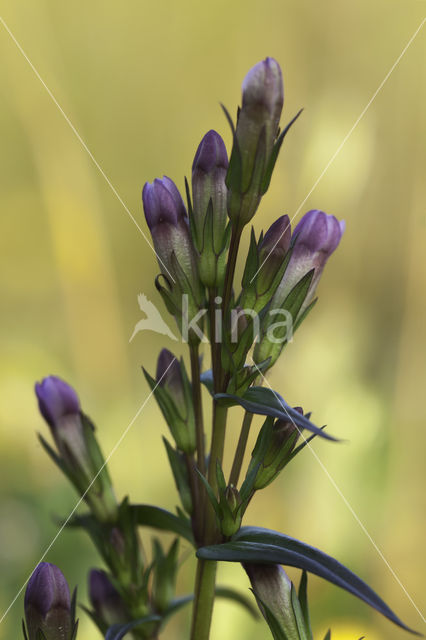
215, 387, 338, 441
197, 526, 419, 635
323, 631, 331, 640
130, 505, 194, 545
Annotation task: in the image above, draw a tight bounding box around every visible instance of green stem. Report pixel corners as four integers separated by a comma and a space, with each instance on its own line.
190, 559, 217, 640
229, 411, 254, 487
189, 343, 206, 476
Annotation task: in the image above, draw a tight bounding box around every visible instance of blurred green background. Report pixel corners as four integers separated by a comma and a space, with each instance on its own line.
0, 1, 425, 638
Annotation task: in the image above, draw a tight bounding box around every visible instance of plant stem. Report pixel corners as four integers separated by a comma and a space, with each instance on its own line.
190, 559, 217, 640
229, 410, 254, 487
205, 401, 228, 542
189, 343, 206, 476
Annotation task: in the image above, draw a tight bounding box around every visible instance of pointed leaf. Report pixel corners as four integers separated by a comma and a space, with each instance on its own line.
130, 505, 194, 545
298, 571, 312, 639
197, 526, 419, 634
215, 387, 338, 441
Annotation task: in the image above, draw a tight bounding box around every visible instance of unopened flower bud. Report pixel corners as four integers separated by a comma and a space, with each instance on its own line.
227, 58, 284, 226
244, 564, 300, 638
254, 210, 344, 368
24, 563, 73, 640
89, 569, 128, 628
35, 376, 117, 522
248, 413, 301, 490
144, 349, 196, 453
274, 209, 344, 313
191, 130, 229, 287
142, 176, 199, 290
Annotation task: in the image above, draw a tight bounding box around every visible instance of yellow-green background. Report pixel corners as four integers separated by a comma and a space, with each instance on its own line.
0, 1, 425, 638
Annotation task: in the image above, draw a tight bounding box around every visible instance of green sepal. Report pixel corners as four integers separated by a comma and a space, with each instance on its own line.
163, 438, 193, 515
252, 592, 288, 640
290, 583, 311, 640
261, 109, 303, 195
298, 571, 312, 639
241, 227, 260, 289
155, 273, 181, 317
152, 537, 180, 613
21, 621, 29, 640
323, 631, 331, 640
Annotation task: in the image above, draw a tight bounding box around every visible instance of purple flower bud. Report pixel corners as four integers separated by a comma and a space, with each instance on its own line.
259, 215, 291, 258
89, 569, 127, 627
147, 349, 195, 453
192, 131, 229, 283
143, 176, 187, 231
244, 564, 300, 637
35, 376, 118, 522
192, 130, 228, 175
24, 562, 72, 640
273, 209, 344, 312
227, 58, 284, 225
35, 376, 80, 428
35, 376, 93, 477
242, 57, 283, 132
142, 176, 199, 292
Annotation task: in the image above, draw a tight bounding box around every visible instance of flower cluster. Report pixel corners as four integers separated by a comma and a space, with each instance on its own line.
25, 58, 416, 640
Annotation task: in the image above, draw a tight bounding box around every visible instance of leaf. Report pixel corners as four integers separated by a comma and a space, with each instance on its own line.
200, 368, 214, 395
105, 616, 161, 640
197, 526, 419, 635
130, 505, 194, 545
215, 586, 259, 619
215, 387, 338, 441
323, 631, 331, 640
163, 586, 258, 623
298, 571, 312, 639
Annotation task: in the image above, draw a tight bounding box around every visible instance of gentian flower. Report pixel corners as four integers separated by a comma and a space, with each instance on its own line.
192, 130, 229, 287
227, 58, 284, 226
35, 376, 117, 522
89, 569, 128, 628
24, 562, 73, 640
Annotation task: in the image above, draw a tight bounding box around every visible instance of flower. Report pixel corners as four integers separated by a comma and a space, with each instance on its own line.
35, 375, 117, 522
24, 562, 72, 640
227, 58, 284, 226
89, 569, 128, 627
192, 130, 229, 286
142, 176, 199, 289
244, 564, 302, 638
274, 209, 345, 311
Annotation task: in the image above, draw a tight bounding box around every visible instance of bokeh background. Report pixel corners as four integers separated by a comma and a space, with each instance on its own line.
0, 1, 425, 638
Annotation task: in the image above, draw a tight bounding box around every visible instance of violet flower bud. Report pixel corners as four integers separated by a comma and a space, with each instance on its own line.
35, 376, 117, 522
144, 349, 196, 453
274, 209, 345, 312
35, 376, 92, 480
142, 176, 199, 291
254, 210, 344, 368
244, 564, 301, 638
227, 58, 284, 226
89, 569, 128, 628
257, 214, 291, 295
24, 562, 73, 640
192, 130, 229, 287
